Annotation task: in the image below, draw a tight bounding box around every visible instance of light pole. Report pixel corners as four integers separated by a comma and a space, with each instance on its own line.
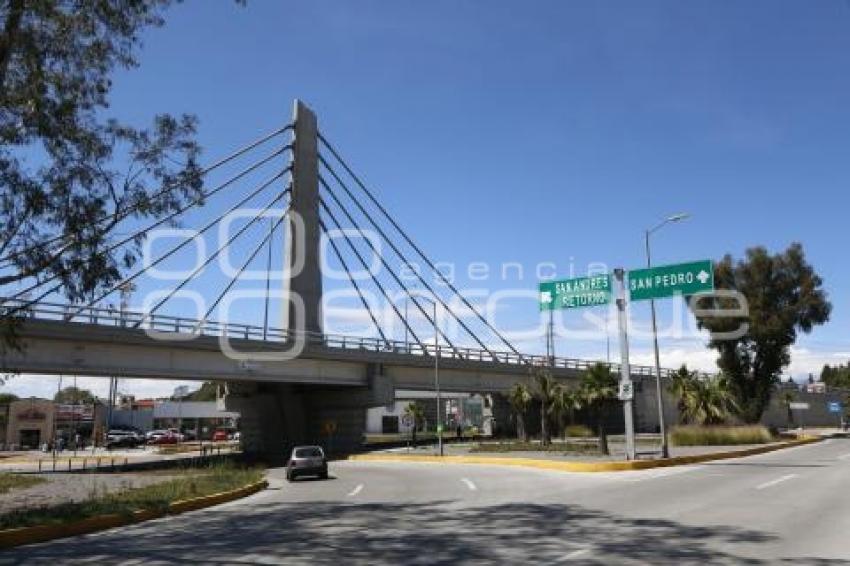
645, 212, 690, 459
406, 291, 442, 456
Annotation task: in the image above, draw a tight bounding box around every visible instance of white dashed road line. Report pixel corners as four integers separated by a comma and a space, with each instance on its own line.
756, 474, 798, 490
347, 483, 364, 497
461, 478, 477, 491
837, 453, 850, 461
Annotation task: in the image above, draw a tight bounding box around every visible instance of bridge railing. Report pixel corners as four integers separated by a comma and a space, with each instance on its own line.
3, 298, 680, 378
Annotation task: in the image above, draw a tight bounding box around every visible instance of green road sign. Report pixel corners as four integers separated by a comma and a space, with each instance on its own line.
539, 274, 612, 310
628, 260, 714, 301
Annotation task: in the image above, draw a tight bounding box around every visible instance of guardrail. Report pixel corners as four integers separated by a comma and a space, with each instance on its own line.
2, 298, 686, 378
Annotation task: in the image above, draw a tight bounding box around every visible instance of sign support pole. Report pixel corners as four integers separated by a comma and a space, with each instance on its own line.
614, 268, 636, 461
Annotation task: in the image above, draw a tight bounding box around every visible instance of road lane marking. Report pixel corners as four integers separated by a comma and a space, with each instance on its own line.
755, 474, 797, 490
347, 484, 364, 497
624, 465, 703, 482
837, 453, 850, 461
461, 477, 477, 491
556, 548, 591, 562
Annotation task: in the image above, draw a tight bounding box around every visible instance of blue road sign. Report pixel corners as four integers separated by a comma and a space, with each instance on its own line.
828, 401, 842, 413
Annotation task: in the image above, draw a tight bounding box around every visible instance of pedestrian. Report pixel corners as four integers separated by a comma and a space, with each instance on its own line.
456, 424, 462, 440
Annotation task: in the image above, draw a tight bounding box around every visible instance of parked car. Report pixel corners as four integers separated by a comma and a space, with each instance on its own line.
148, 433, 179, 445
212, 429, 229, 442
105, 429, 143, 449
286, 446, 328, 481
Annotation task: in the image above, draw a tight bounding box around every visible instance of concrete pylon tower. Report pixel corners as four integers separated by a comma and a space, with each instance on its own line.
283, 100, 323, 335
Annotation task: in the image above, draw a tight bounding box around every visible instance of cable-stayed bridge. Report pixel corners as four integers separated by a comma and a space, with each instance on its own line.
0, 101, 673, 456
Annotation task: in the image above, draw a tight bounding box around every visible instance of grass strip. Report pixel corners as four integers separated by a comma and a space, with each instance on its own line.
0, 473, 46, 495
0, 463, 263, 530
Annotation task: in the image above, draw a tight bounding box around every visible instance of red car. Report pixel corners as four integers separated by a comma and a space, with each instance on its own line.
149, 433, 179, 445
212, 430, 229, 442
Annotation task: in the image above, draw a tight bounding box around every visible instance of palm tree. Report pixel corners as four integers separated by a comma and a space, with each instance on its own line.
533, 368, 560, 446
668, 366, 738, 425
552, 385, 583, 438
508, 382, 533, 441
403, 402, 425, 444
580, 363, 618, 455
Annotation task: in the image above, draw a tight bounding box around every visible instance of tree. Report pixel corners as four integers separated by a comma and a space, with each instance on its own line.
668, 365, 738, 425
532, 368, 560, 446
186, 382, 220, 402
694, 243, 831, 422
403, 402, 425, 444
821, 362, 850, 389
508, 382, 532, 442
552, 385, 582, 439
54, 386, 97, 404
780, 391, 795, 428
0, 392, 18, 404
0, 1, 219, 348
579, 363, 618, 455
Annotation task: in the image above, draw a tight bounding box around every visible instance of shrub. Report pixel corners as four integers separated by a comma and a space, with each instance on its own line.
669, 425, 773, 446
563, 424, 594, 438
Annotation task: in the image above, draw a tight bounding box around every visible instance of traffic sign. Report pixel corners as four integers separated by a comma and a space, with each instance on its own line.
789, 402, 810, 410
628, 260, 714, 301
828, 401, 842, 413
539, 274, 612, 310
618, 381, 634, 401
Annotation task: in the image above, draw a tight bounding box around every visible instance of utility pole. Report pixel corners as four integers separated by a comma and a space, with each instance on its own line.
614, 268, 636, 461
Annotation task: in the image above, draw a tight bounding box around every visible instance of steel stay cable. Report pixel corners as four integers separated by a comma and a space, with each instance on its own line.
317, 217, 389, 347
3, 148, 291, 308
195, 205, 292, 332
319, 197, 420, 349
136, 188, 292, 327
319, 176, 458, 353
318, 136, 523, 360
0, 125, 292, 267
318, 158, 493, 358
66, 169, 289, 319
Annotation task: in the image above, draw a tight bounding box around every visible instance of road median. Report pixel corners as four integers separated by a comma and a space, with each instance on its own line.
349, 436, 822, 473
0, 478, 268, 550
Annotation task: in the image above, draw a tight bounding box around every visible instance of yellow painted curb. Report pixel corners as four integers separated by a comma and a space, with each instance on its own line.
0, 479, 268, 550
349, 437, 822, 473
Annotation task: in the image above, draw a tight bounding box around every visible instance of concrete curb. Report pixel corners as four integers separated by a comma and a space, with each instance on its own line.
348, 437, 822, 473
0, 479, 268, 550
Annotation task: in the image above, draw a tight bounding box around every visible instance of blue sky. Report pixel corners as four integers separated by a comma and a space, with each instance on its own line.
5, 0, 850, 399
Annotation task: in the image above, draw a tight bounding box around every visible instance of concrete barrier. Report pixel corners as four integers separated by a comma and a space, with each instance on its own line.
0, 479, 268, 550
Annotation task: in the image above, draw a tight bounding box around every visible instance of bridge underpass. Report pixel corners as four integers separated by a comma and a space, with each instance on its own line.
0, 100, 682, 459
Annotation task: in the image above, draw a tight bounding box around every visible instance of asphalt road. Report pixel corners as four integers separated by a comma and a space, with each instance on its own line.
3, 438, 849, 564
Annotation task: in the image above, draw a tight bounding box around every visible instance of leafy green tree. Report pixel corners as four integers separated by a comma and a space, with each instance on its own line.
821, 362, 850, 389
532, 368, 560, 446
508, 382, 532, 442
0, 1, 205, 304
694, 243, 831, 422
186, 382, 220, 402
403, 401, 425, 444
54, 386, 97, 404
579, 363, 618, 455
0, 392, 18, 404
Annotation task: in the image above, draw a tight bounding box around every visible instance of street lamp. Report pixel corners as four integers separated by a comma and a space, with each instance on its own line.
645, 212, 690, 459
406, 291, 443, 457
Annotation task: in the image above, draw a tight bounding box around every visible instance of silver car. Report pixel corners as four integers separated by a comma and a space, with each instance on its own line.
286, 446, 328, 481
